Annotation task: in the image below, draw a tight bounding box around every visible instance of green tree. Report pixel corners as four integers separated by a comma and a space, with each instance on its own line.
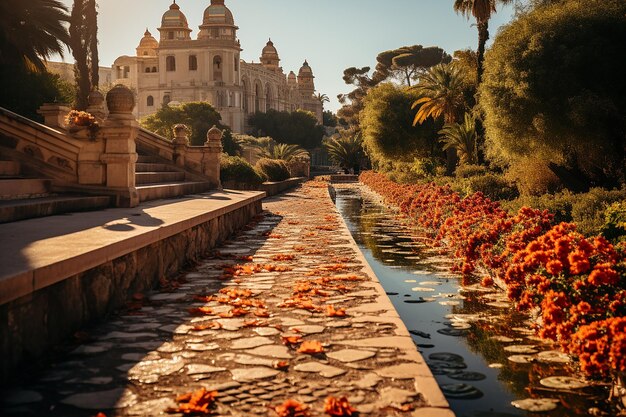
248, 109, 324, 149
141, 102, 225, 146
0, 0, 70, 72
361, 83, 442, 167
324, 132, 365, 173
337, 66, 377, 128
323, 110, 338, 127
221, 129, 241, 156
480, 0, 626, 190
439, 113, 478, 165
453, 0, 512, 85
374, 45, 451, 86
411, 63, 466, 125
70, 0, 99, 110
315, 93, 329, 105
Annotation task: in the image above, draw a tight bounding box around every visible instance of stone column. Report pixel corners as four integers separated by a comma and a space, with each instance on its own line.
100, 85, 139, 208
37, 104, 71, 129
172, 124, 190, 168
203, 125, 223, 189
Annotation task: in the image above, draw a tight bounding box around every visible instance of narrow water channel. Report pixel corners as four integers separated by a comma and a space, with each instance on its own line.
332, 184, 608, 417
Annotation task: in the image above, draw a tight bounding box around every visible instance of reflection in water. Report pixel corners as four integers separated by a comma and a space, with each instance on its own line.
333, 185, 608, 417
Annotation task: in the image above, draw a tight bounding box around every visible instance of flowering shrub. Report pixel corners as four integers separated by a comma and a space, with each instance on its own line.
65, 110, 98, 128
360, 171, 626, 380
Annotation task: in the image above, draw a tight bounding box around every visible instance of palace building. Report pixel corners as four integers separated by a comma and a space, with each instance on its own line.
111, 0, 323, 133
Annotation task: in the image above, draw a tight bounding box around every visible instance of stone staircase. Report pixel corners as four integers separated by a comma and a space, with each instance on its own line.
134, 151, 213, 203
0, 158, 113, 223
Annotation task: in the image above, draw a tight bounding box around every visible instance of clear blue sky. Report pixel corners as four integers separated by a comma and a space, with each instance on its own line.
56, 0, 516, 112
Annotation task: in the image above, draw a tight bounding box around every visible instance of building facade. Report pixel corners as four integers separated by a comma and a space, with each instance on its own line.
112, 0, 323, 133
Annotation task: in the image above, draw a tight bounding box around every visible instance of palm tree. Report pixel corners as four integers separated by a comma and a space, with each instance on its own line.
250, 141, 308, 162
453, 0, 512, 85
0, 0, 70, 72
438, 113, 478, 165
315, 93, 330, 105
411, 63, 466, 125
324, 133, 364, 173
411, 63, 466, 174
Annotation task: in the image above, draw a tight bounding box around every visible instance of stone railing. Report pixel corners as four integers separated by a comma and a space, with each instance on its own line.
136, 124, 222, 189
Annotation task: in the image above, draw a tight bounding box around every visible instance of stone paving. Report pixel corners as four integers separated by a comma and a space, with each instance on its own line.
1, 181, 451, 417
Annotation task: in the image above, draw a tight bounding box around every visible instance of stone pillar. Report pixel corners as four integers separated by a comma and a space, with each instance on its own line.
203, 125, 223, 189
37, 104, 70, 129
172, 124, 190, 168
100, 85, 139, 208
86, 89, 107, 121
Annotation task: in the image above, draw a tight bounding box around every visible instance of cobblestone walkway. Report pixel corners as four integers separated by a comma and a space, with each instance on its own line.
1, 181, 450, 417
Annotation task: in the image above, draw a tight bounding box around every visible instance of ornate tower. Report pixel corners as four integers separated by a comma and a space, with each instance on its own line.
198, 0, 239, 43
260, 39, 281, 72
136, 29, 159, 57
157, 1, 192, 42
297, 60, 315, 96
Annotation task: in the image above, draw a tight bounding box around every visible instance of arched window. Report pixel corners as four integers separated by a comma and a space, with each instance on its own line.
147, 96, 154, 107
213, 56, 222, 81
152, 66, 157, 72
242, 79, 249, 113
166, 56, 176, 72
168, 31, 174, 40
163, 94, 171, 105
189, 55, 197, 71
266, 85, 272, 111
234, 55, 239, 72
255, 82, 261, 112
143, 51, 148, 56
145, 67, 151, 73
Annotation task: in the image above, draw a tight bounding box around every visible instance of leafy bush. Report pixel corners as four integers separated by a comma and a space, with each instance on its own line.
459, 174, 518, 201
602, 201, 626, 242
480, 0, 626, 188
504, 191, 575, 225
220, 155, 264, 188
571, 188, 626, 236
455, 164, 487, 179
255, 158, 291, 182
505, 157, 562, 196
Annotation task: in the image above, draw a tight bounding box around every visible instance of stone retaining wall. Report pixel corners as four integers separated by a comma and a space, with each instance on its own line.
0, 199, 262, 384
258, 177, 305, 196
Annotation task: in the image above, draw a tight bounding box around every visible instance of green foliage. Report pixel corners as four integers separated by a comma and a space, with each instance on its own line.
248, 109, 324, 149
0, 0, 70, 72
361, 83, 442, 166
374, 45, 451, 86
458, 173, 519, 201
411, 63, 467, 125
141, 102, 224, 146
455, 164, 487, 179
480, 0, 626, 188
324, 132, 364, 172
0, 69, 75, 120
255, 158, 291, 182
323, 110, 338, 127
260, 143, 308, 162
505, 157, 561, 196
70, 0, 98, 110
439, 113, 478, 165
601, 201, 626, 242
220, 155, 264, 188
221, 129, 241, 156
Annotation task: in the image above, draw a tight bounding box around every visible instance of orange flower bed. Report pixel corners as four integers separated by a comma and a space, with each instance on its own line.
360, 170, 626, 379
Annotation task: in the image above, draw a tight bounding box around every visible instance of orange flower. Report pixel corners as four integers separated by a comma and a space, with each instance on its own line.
218, 308, 248, 318
545, 259, 563, 275
297, 340, 324, 354
192, 321, 222, 331
282, 335, 303, 346
167, 388, 217, 415
274, 399, 310, 417
188, 307, 213, 316
324, 396, 358, 416
254, 308, 271, 318
326, 305, 347, 317
273, 360, 290, 370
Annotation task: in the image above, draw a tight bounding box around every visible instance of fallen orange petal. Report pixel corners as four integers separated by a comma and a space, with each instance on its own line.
297, 340, 324, 354
324, 396, 358, 416
274, 399, 310, 417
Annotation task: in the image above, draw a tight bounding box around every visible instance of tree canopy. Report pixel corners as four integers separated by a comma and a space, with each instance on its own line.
480, 0, 626, 189
247, 109, 324, 149
374, 45, 451, 86
361, 83, 442, 165
141, 102, 225, 146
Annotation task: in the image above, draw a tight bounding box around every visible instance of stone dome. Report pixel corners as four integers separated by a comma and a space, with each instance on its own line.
262, 39, 278, 56
298, 60, 313, 76
106, 84, 135, 114
138, 29, 159, 49
161, 1, 189, 28
203, 0, 235, 26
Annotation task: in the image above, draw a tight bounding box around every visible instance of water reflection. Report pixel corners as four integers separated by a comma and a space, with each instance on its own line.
333, 185, 608, 417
